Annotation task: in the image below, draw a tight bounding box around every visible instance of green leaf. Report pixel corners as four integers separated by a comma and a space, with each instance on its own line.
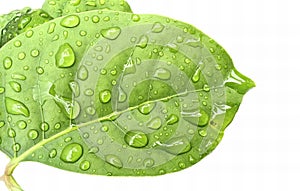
0, 9, 53, 47
42, 0, 132, 18
0, 10, 254, 181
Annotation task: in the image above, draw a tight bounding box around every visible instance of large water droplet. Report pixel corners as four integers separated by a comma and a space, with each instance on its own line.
60, 15, 80, 28
60, 143, 83, 163
77, 65, 88, 80
137, 35, 148, 48
55, 43, 76, 68
5, 97, 30, 117
147, 117, 162, 130
9, 81, 21, 92
101, 27, 121, 40
157, 136, 192, 155
105, 154, 123, 168
154, 68, 171, 80
80, 160, 91, 171
3, 57, 13, 69
138, 103, 155, 115
99, 89, 111, 103
124, 130, 148, 148
182, 109, 209, 127
152, 22, 165, 33
69, 81, 80, 97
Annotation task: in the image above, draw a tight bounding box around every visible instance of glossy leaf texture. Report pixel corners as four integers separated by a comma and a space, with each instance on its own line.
0, 10, 254, 176
42, 0, 132, 18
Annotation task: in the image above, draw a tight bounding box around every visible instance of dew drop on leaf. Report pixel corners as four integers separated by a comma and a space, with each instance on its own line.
138, 103, 156, 115
60, 143, 83, 163
80, 160, 91, 171
101, 27, 121, 40
3, 57, 13, 69
105, 154, 123, 168
154, 68, 171, 80
166, 114, 179, 125
147, 117, 162, 130
49, 149, 57, 158
60, 15, 80, 28
5, 97, 30, 117
16, 120, 27, 130
55, 43, 76, 68
99, 89, 111, 103
9, 81, 22, 92
124, 130, 148, 148
151, 22, 165, 33
28, 129, 39, 140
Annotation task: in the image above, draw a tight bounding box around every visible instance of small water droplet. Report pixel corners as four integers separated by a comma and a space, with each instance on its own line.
36, 67, 44, 75
5, 97, 30, 117
3, 57, 13, 69
88, 146, 99, 154
105, 154, 123, 168
99, 89, 111, 103
152, 22, 165, 33
8, 128, 16, 138
92, 15, 100, 23
55, 43, 76, 68
154, 68, 171, 80
198, 129, 207, 137
138, 103, 155, 115
147, 117, 162, 130
0, 121, 5, 128
18, 52, 26, 60
60, 15, 80, 28
0, 87, 5, 94
101, 125, 109, 132
178, 162, 186, 169
192, 67, 202, 83
40, 122, 49, 132
49, 149, 57, 158
80, 160, 91, 171
60, 143, 83, 163
28, 129, 39, 140
157, 136, 191, 155
69, 81, 80, 97
64, 137, 72, 142
203, 84, 210, 92
11, 73, 26, 80
13, 143, 21, 152
166, 114, 179, 125
47, 22, 56, 34
17, 120, 27, 129
70, 0, 81, 5
131, 14, 141, 22
14, 40, 22, 47
84, 89, 94, 96
54, 122, 61, 129
101, 27, 121, 40
9, 81, 21, 92
125, 130, 148, 148
118, 87, 127, 103
77, 65, 88, 80
143, 158, 155, 168
86, 106, 96, 115
31, 49, 40, 57
182, 109, 209, 127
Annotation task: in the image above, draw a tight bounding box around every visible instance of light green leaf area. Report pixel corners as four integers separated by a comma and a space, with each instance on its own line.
42, 0, 132, 18
0, 10, 254, 177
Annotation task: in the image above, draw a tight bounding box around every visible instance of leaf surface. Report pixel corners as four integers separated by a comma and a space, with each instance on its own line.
0, 10, 254, 176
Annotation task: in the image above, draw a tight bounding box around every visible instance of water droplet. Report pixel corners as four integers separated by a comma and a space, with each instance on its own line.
55, 43, 76, 68
88, 146, 99, 154
18, 16, 31, 29
166, 114, 179, 125
178, 162, 186, 169
0, 87, 5, 94
8, 128, 16, 138
198, 129, 207, 137
80, 160, 91, 171
17, 120, 27, 129
147, 117, 162, 130
25, 30, 33, 38
31, 49, 40, 57
47, 22, 56, 34
92, 15, 100, 23
157, 136, 192, 155
77, 65, 88, 80
36, 67, 44, 75
203, 84, 210, 92
11, 73, 26, 80
40, 122, 49, 132
14, 40, 22, 47
60, 15, 80, 28
49, 149, 57, 158
131, 14, 141, 22
3, 57, 13, 69
152, 22, 165, 33
18, 52, 26, 60
125, 130, 148, 148
118, 87, 127, 103
192, 67, 202, 83
69, 81, 80, 97
70, 0, 81, 6
13, 143, 21, 152
9, 81, 21, 92
5, 97, 30, 117
70, 101, 81, 119
101, 27, 121, 40
138, 103, 155, 115
0, 121, 5, 128
105, 154, 123, 168
182, 109, 209, 127
137, 35, 148, 48
86, 106, 96, 115
101, 125, 109, 132
64, 137, 72, 142
84, 89, 94, 96
54, 122, 61, 129
60, 143, 83, 163
154, 68, 171, 80
99, 89, 111, 103
28, 129, 39, 140
143, 158, 155, 168
159, 169, 166, 175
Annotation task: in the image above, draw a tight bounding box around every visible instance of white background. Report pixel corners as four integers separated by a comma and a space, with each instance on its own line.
0, 0, 299, 190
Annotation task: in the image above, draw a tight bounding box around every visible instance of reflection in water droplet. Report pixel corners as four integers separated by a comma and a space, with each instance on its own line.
101, 27, 121, 40
5, 97, 30, 117
55, 43, 76, 68
105, 154, 123, 168
60, 143, 83, 163
124, 131, 148, 148
147, 117, 162, 130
